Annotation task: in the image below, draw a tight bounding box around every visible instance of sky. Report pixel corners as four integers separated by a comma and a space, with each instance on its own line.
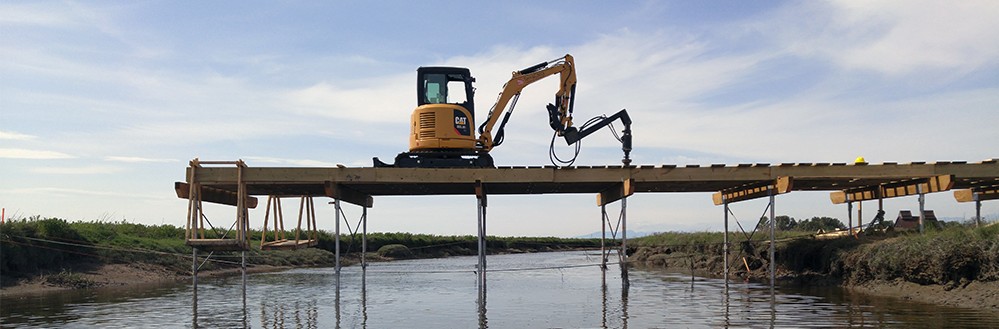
2, 1, 998, 237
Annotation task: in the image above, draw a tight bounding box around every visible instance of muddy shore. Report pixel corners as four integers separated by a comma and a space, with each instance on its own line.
0, 263, 291, 297
630, 243, 999, 313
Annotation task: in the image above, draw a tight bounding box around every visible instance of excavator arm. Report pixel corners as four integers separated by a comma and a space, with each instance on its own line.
476, 54, 577, 151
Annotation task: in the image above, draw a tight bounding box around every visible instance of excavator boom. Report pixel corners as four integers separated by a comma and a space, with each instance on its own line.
477, 54, 577, 151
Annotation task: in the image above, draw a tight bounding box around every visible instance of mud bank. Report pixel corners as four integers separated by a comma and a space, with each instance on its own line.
629, 229, 999, 313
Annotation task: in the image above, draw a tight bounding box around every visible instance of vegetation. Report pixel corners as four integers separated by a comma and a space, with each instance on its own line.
1, 217, 601, 285
630, 215, 998, 288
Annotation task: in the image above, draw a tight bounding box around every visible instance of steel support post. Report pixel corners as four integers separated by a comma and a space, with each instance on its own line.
620, 197, 629, 288
858, 201, 863, 234
600, 204, 607, 270
879, 194, 884, 214
768, 189, 776, 288
723, 197, 729, 292
917, 185, 925, 233
362, 207, 368, 268
334, 199, 341, 277
475, 184, 487, 324
976, 198, 982, 227
847, 201, 853, 236
475, 184, 487, 289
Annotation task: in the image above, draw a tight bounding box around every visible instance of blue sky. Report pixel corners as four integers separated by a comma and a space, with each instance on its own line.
2, 1, 997, 236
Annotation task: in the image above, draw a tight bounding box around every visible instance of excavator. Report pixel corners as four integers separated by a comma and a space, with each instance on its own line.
374, 54, 632, 168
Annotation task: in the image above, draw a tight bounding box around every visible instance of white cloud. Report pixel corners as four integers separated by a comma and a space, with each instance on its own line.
105, 156, 177, 163
31, 165, 120, 175
243, 156, 339, 167
2, 187, 159, 200
771, 0, 999, 75
282, 78, 412, 123
0, 3, 77, 27
0, 131, 36, 140
0, 148, 74, 159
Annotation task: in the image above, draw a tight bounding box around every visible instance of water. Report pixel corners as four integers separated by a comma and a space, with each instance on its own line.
2, 251, 997, 328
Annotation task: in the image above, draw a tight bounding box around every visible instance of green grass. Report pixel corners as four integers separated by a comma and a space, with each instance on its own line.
837, 224, 999, 286
631, 223, 998, 287
1, 217, 602, 283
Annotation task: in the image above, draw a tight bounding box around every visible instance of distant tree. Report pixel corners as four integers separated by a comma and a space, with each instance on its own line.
757, 215, 797, 231
796, 216, 846, 232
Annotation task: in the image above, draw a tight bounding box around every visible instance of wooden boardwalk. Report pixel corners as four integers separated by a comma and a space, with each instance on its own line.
177, 159, 999, 207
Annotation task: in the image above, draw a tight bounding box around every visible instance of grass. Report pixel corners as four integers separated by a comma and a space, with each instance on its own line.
1, 217, 602, 283
630, 223, 999, 287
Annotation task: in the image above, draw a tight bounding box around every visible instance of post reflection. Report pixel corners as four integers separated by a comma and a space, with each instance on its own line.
259, 300, 319, 328
361, 267, 368, 328
477, 270, 488, 329
722, 286, 731, 328
620, 280, 629, 329
599, 267, 629, 329
601, 269, 607, 328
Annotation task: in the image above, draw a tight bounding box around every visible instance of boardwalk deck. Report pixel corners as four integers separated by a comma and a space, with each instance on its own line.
177, 159, 999, 206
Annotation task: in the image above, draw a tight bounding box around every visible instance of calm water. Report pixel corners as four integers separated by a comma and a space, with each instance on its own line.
2, 251, 997, 328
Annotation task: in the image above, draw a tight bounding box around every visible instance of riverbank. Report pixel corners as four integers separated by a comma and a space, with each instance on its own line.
1, 217, 599, 297
629, 224, 999, 312
0, 246, 591, 297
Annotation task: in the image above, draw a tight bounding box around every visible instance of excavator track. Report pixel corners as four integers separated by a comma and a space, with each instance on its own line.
373, 151, 494, 168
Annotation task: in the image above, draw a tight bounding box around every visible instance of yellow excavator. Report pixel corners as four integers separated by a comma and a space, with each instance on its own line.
374, 54, 632, 168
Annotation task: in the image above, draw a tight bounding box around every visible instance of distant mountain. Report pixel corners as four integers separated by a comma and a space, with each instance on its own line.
575, 230, 656, 239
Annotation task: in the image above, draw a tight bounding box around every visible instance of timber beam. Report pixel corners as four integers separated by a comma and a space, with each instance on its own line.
324, 182, 374, 207
830, 174, 953, 204
597, 179, 634, 206
954, 185, 999, 202
711, 176, 792, 205
175, 182, 258, 208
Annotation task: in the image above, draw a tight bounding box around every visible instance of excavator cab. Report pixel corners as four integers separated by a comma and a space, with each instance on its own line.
374, 67, 492, 168
417, 67, 475, 114
409, 67, 478, 152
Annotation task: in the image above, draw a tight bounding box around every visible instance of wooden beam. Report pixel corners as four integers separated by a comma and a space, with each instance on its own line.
324, 182, 374, 207
954, 185, 999, 202
830, 175, 953, 204
711, 176, 792, 205
175, 182, 258, 208
597, 179, 634, 206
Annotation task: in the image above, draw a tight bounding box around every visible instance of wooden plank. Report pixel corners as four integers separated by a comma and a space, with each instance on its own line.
597, 179, 634, 206
175, 182, 258, 208
830, 175, 954, 204
260, 239, 318, 250
324, 182, 374, 207
954, 186, 999, 202
711, 176, 792, 205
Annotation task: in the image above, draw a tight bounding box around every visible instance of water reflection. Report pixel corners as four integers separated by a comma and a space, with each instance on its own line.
11, 251, 999, 328
477, 270, 487, 329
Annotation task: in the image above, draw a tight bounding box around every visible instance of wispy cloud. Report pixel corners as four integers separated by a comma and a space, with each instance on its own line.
104, 156, 177, 163
31, 165, 120, 175
765, 1, 999, 75
243, 156, 339, 167
2, 187, 159, 200
0, 148, 74, 159
0, 131, 37, 140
